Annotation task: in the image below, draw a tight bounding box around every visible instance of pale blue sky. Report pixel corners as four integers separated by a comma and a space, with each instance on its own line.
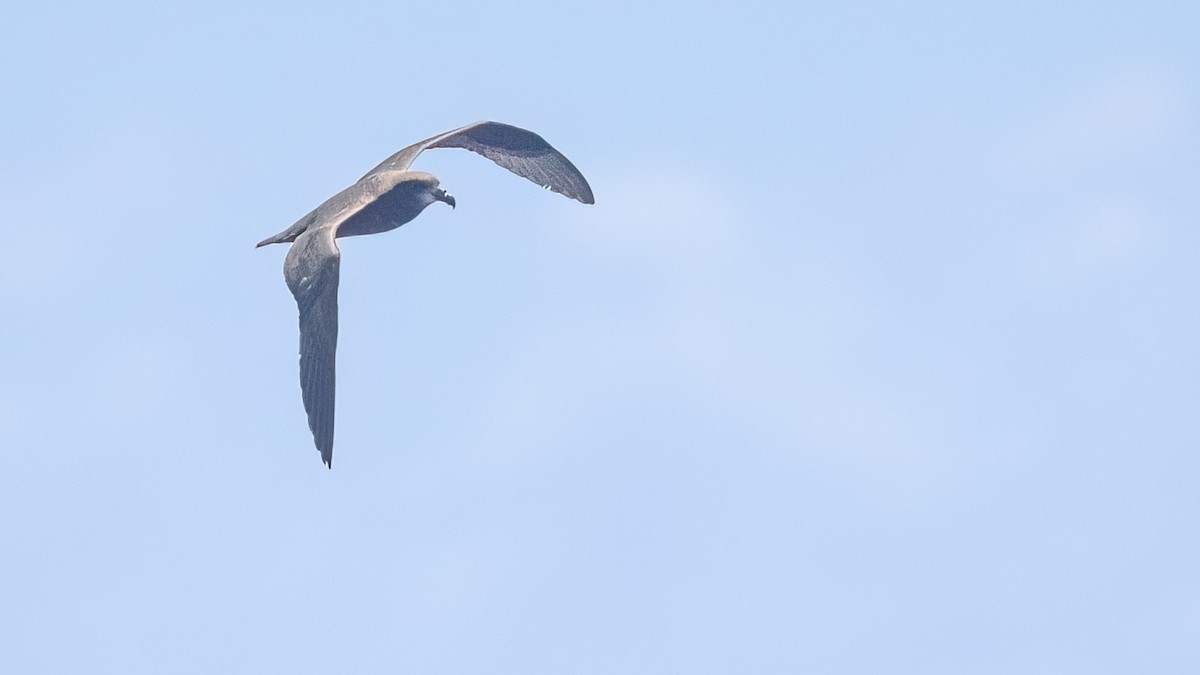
2, 1, 1198, 673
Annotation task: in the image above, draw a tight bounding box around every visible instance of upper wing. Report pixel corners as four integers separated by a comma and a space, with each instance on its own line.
360, 121, 595, 204
284, 226, 341, 467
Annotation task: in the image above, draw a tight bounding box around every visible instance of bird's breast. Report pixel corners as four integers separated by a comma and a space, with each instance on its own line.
335, 183, 435, 239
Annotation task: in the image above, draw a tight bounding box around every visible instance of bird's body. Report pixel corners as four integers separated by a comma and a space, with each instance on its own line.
258, 121, 593, 467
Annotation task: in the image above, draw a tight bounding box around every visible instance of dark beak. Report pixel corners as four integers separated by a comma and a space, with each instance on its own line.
437, 190, 456, 209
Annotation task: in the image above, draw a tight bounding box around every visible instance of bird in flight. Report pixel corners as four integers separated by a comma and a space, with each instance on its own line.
258, 121, 594, 468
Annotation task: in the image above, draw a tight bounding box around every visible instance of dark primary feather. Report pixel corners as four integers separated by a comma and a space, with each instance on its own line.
362, 121, 595, 205
284, 227, 341, 468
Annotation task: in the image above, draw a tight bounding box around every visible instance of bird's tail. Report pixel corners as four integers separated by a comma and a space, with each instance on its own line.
256, 224, 305, 248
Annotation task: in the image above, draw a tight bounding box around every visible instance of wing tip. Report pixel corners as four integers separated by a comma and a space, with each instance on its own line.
569, 183, 595, 205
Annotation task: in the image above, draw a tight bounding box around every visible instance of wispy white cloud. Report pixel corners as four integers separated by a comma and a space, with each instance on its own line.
558, 162, 741, 263
995, 65, 1185, 171
968, 64, 1187, 294
443, 162, 955, 490
1056, 66, 1185, 147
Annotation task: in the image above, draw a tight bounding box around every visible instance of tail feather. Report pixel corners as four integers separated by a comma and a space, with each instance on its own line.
256, 231, 296, 247
257, 211, 315, 247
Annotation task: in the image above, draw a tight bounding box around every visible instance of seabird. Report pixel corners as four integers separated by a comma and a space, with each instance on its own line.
257, 121, 594, 468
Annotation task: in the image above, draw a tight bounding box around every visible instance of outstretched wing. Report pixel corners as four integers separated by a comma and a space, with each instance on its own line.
360, 121, 594, 205
284, 225, 341, 467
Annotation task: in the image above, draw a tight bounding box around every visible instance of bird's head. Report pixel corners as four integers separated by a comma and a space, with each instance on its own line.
406, 172, 455, 210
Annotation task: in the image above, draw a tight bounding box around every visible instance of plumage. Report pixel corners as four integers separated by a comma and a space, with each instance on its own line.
258, 121, 593, 467
364, 121, 595, 205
